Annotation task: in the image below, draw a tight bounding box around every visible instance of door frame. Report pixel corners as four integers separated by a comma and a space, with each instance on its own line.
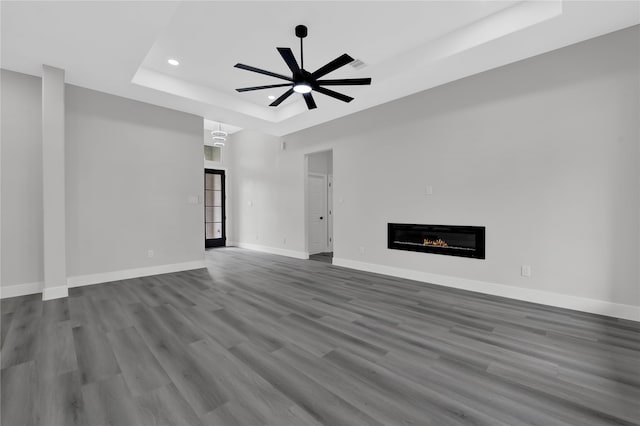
205, 168, 226, 248
304, 150, 333, 257
307, 172, 328, 255
327, 174, 333, 252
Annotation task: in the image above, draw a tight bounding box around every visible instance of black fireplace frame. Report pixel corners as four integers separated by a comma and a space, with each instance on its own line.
388, 223, 486, 259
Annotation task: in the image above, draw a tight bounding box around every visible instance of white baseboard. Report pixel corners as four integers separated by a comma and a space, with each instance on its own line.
67, 259, 206, 288
229, 241, 309, 260
0, 260, 206, 300
0, 281, 43, 299
43, 285, 69, 300
332, 258, 640, 322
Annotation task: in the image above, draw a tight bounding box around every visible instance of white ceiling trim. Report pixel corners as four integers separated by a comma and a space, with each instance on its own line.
132, 67, 278, 122
204, 119, 242, 134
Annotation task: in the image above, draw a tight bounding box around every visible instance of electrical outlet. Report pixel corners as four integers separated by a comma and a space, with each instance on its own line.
147, 250, 154, 258
255, 235, 259, 241
521, 265, 531, 277
283, 237, 287, 244
359, 246, 365, 254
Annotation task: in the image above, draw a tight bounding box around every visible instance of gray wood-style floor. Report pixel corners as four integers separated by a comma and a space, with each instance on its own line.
2, 247, 639, 426
309, 252, 333, 264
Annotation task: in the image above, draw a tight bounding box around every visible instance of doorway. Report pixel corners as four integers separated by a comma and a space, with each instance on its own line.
308, 173, 328, 254
306, 150, 333, 262
205, 169, 226, 247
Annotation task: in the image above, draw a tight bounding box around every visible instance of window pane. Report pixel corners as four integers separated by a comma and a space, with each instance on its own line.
205, 190, 214, 206
213, 174, 222, 190
205, 174, 214, 189
204, 146, 221, 162
213, 207, 222, 222
213, 223, 222, 237
205, 223, 215, 239
205, 207, 214, 223
213, 190, 222, 206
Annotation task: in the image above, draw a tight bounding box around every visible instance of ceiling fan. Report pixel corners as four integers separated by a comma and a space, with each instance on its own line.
234, 25, 372, 110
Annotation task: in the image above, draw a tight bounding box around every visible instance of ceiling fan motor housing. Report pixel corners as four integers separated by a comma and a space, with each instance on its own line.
295, 25, 308, 39
296, 70, 313, 85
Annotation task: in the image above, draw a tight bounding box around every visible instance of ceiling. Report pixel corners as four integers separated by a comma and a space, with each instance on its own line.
2, 1, 639, 136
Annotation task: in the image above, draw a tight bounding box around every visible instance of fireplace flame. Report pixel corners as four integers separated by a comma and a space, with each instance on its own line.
423, 238, 448, 247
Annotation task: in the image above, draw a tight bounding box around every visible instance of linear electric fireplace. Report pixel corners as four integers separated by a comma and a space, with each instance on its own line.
388, 223, 485, 259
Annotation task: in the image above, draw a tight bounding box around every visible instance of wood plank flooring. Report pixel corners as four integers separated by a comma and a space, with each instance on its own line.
309, 252, 333, 264
1, 247, 639, 425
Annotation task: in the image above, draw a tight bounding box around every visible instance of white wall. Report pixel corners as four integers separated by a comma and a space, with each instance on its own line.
65, 85, 204, 277
229, 26, 640, 316
1, 70, 204, 292
1, 70, 44, 287
228, 129, 305, 256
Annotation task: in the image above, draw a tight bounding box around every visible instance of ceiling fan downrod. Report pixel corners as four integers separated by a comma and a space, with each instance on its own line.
296, 25, 307, 70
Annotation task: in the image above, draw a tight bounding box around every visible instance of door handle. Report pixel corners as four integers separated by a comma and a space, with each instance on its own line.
320, 216, 324, 220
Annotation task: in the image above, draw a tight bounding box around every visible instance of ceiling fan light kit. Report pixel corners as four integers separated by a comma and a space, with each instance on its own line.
234, 24, 372, 110
293, 83, 312, 94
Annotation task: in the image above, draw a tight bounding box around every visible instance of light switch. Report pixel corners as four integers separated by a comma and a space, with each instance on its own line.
426, 185, 433, 195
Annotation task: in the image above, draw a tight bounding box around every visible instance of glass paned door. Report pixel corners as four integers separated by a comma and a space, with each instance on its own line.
205, 169, 225, 247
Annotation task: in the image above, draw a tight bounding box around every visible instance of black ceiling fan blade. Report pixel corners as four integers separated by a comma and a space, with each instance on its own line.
269, 88, 295, 106
236, 83, 292, 92
277, 47, 301, 75
303, 92, 317, 110
314, 86, 354, 103
316, 78, 371, 86
234, 63, 293, 82
311, 54, 354, 79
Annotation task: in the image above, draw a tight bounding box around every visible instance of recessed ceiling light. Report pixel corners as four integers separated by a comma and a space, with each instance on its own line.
167, 59, 180, 66
268, 95, 276, 100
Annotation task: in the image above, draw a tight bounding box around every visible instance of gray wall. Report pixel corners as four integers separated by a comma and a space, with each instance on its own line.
1, 70, 44, 286
230, 26, 640, 309
65, 85, 204, 277
1, 70, 204, 287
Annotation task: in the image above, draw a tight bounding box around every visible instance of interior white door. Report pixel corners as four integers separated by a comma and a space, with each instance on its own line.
327, 175, 333, 252
308, 174, 327, 254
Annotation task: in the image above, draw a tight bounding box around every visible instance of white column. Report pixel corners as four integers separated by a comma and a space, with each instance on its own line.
42, 65, 68, 300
